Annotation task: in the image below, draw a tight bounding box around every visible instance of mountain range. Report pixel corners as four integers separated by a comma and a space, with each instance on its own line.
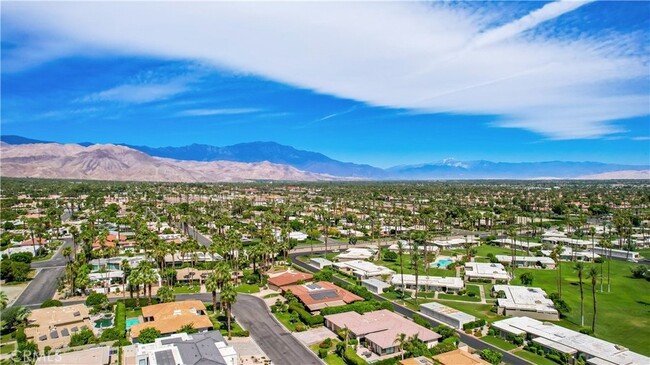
1, 135, 648, 181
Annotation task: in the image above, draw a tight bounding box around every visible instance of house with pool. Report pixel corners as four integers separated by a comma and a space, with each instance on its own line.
390, 274, 464, 293
129, 300, 213, 342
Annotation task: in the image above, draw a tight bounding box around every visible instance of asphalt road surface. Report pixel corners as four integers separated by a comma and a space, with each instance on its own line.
289, 252, 531, 365
175, 293, 323, 365
13, 266, 64, 306
12, 238, 71, 306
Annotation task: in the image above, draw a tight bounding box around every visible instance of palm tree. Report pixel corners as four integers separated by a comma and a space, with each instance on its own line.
205, 271, 220, 315
62, 247, 73, 264
0, 291, 8, 310
574, 262, 585, 326
220, 283, 238, 340
128, 269, 142, 303
600, 236, 612, 293
397, 240, 405, 298
394, 332, 407, 360
588, 266, 599, 333
215, 262, 231, 311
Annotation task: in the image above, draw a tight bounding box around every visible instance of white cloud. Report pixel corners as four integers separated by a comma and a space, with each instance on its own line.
178, 108, 260, 116
2, 1, 648, 138
84, 81, 187, 104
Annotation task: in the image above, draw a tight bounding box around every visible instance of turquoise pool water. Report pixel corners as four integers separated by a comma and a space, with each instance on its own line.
126, 318, 140, 330
431, 259, 454, 268
94, 318, 113, 328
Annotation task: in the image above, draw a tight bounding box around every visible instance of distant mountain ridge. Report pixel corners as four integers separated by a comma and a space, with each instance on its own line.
1, 135, 648, 180
0, 143, 337, 182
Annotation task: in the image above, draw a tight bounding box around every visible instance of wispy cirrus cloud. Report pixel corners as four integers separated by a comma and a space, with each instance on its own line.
84, 81, 188, 104
178, 108, 260, 117
2, 1, 648, 139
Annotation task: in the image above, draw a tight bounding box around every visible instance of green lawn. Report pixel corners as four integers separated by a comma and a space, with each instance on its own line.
637, 248, 650, 259
323, 353, 346, 365
0, 343, 15, 355
263, 293, 280, 299
172, 285, 200, 294
274, 312, 302, 332
433, 301, 502, 323
513, 350, 558, 365
236, 284, 260, 294
451, 245, 512, 258
438, 293, 481, 302
125, 308, 142, 318
514, 259, 650, 355
481, 335, 518, 351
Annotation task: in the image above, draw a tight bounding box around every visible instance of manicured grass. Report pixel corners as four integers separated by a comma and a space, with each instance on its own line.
0, 343, 15, 355
638, 248, 650, 259
452, 245, 512, 258
125, 308, 142, 318
467, 285, 481, 296
438, 293, 481, 302
434, 301, 502, 323
323, 353, 346, 365
172, 285, 200, 294
481, 335, 518, 351
514, 260, 650, 355
513, 350, 558, 365
236, 284, 260, 294
274, 312, 302, 332
263, 293, 280, 299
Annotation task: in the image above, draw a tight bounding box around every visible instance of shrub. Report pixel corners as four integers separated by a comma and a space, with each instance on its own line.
40, 299, 63, 308
120, 297, 160, 308
346, 285, 374, 301
343, 346, 368, 365
320, 300, 393, 316
289, 303, 324, 326
137, 327, 161, 344
100, 328, 122, 341
85, 292, 109, 307
383, 251, 398, 261
480, 349, 503, 365
462, 319, 486, 330
69, 328, 97, 347
413, 314, 433, 329
295, 324, 306, 332
318, 348, 328, 358
15, 326, 26, 344
320, 338, 333, 348
10, 252, 33, 264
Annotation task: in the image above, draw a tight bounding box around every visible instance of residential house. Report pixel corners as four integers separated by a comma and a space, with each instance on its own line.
25, 304, 93, 352
282, 281, 363, 312
130, 300, 213, 340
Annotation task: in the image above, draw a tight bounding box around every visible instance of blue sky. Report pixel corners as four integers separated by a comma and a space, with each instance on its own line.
1, 1, 649, 168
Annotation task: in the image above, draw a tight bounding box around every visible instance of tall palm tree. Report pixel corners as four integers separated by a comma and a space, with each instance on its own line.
220, 283, 238, 340
215, 262, 231, 311
205, 271, 220, 315
394, 333, 407, 360
62, 247, 73, 264
574, 262, 585, 326
588, 266, 599, 333
397, 240, 405, 298
600, 236, 612, 293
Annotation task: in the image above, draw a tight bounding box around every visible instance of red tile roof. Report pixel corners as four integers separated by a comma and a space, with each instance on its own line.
268, 272, 313, 287
282, 281, 363, 310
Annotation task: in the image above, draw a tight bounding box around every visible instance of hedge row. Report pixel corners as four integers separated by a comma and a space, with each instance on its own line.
320, 300, 393, 316
114, 302, 126, 337
119, 298, 160, 308
289, 303, 324, 326
462, 319, 486, 330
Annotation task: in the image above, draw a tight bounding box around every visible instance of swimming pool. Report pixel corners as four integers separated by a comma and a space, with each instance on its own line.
126, 318, 140, 330
94, 318, 113, 328
431, 259, 454, 269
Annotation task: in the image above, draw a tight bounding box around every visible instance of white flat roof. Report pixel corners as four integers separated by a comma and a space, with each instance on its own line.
420, 302, 476, 323
464, 262, 510, 280
391, 274, 464, 289
309, 257, 333, 265
362, 278, 391, 289
492, 317, 650, 365
334, 260, 394, 275
495, 255, 555, 264
493, 285, 558, 314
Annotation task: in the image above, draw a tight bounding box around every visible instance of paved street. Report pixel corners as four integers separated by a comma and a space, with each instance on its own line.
12, 267, 64, 306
